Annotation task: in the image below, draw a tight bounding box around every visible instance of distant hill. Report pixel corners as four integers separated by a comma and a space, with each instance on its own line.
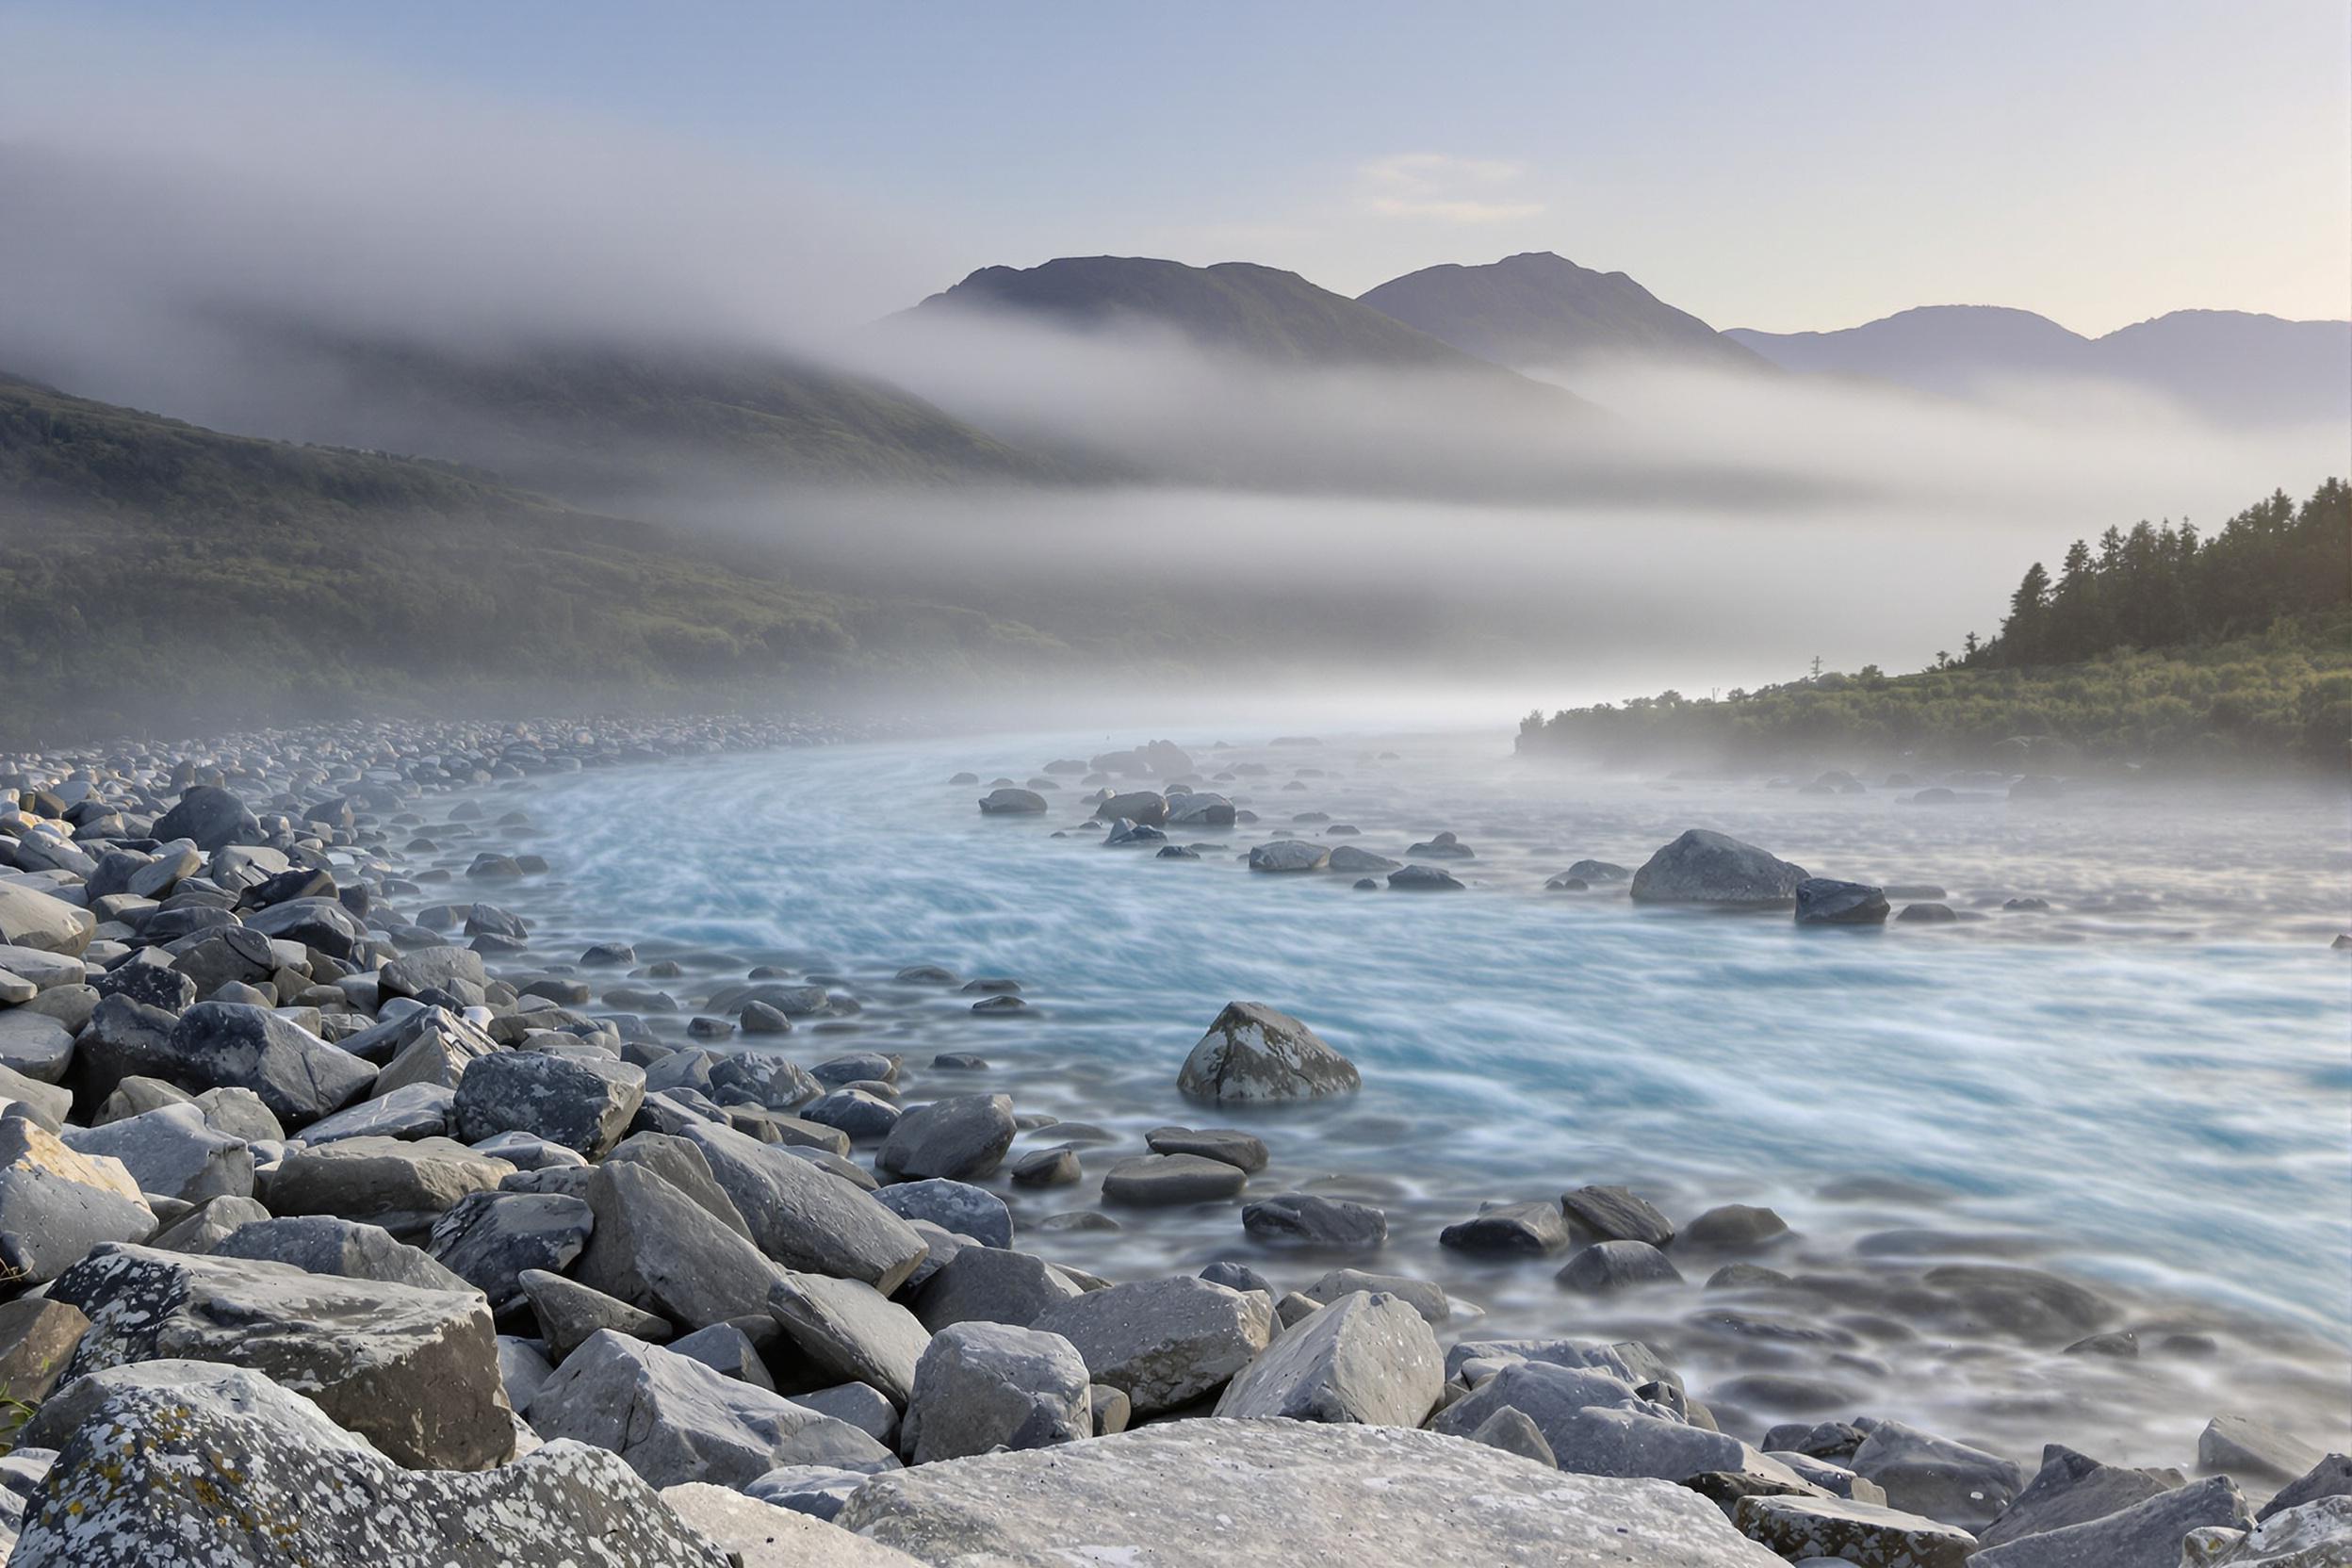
1356, 252, 1771, 375
1728, 306, 2350, 426
17, 320, 1091, 509
0, 372, 1070, 739
895, 255, 1542, 375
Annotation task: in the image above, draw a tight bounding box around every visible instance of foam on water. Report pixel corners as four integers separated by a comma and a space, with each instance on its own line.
467, 726, 2352, 1473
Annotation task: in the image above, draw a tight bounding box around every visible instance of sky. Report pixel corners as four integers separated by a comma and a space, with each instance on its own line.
9, 2, 2349, 336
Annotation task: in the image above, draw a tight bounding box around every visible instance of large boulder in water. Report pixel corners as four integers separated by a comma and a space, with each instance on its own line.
1630, 830, 1809, 906
833, 1418, 1788, 1565
14, 1361, 730, 1566
1794, 878, 1890, 925
978, 789, 1047, 815
1248, 840, 1329, 873
1094, 791, 1168, 826
1178, 1002, 1359, 1103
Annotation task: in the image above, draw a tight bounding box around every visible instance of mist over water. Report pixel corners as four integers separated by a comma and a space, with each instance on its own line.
464, 723, 2350, 1471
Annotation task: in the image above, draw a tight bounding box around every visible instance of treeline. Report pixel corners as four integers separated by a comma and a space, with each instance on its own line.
1519, 479, 2352, 769
1980, 480, 2348, 668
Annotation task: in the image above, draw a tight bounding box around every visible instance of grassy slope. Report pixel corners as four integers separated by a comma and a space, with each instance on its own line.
0, 374, 1070, 740
1519, 615, 2352, 770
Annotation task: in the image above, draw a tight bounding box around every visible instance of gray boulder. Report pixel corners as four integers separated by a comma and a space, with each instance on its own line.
63, 1102, 252, 1203
300, 1081, 459, 1143
2202, 1415, 2326, 1486
528, 1330, 891, 1488
2259, 1454, 2352, 1523
1558, 1238, 1685, 1292
874, 1094, 1015, 1182
152, 784, 254, 850
452, 1050, 644, 1159
1735, 1494, 1977, 1567
1103, 1152, 1248, 1205
212, 1215, 474, 1293
1795, 877, 1891, 924
681, 1121, 929, 1294
1977, 1443, 2184, 1547
1850, 1419, 2027, 1530
668, 1321, 775, 1389
767, 1271, 931, 1407
573, 1160, 782, 1330
659, 1482, 926, 1567
0, 1009, 75, 1086
427, 1190, 595, 1308
1031, 1275, 1272, 1417
1145, 1126, 1269, 1172
146, 1192, 270, 1253
871, 1178, 1011, 1250
911, 1245, 1085, 1332
0, 1118, 155, 1283
1302, 1268, 1448, 1324
264, 1135, 514, 1236
1971, 1476, 2249, 1568
1441, 1200, 1569, 1255
1468, 1406, 1557, 1467
1177, 1002, 1359, 1102
834, 1418, 1788, 1565
978, 789, 1048, 814
1213, 1290, 1443, 1428
0, 882, 95, 956
48, 1242, 512, 1469
2181, 1496, 2352, 1565
1629, 830, 1808, 906
1247, 841, 1329, 873
518, 1267, 673, 1361
901, 1320, 1091, 1465
13, 1362, 731, 1567
1242, 1192, 1387, 1248
158, 1003, 377, 1129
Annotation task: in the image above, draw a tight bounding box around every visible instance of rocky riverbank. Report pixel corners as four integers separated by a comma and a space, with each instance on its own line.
0, 720, 2342, 1566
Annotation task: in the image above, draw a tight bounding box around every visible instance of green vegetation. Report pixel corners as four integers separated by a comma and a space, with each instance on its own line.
1520, 480, 2352, 770
0, 374, 1071, 742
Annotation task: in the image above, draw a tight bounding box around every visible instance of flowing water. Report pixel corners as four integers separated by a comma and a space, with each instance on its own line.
439, 725, 2352, 1477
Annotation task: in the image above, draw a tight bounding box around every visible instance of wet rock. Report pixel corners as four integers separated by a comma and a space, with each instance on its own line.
1562, 1184, 1678, 1247
14, 1362, 730, 1568
2182, 1496, 2352, 1564
1899, 902, 1958, 923
1794, 878, 1891, 925
1977, 1443, 2183, 1547
804, 1087, 902, 1139
1177, 1001, 1359, 1103
1736, 1493, 1977, 1567
1303, 1268, 1446, 1324
1441, 1200, 1570, 1256
874, 1094, 1015, 1182
1145, 1125, 1269, 1173
1407, 831, 1475, 859
1214, 1289, 1443, 1427
49, 1242, 512, 1469
1094, 791, 1168, 826
1009, 1146, 1080, 1185
529, 1330, 893, 1487
1849, 1419, 2027, 1530
1327, 845, 1400, 875
1103, 1152, 1249, 1206
1684, 1203, 1790, 1251
2259, 1454, 2352, 1523
1387, 864, 1465, 890
1630, 830, 1808, 906
1973, 1476, 2249, 1568
978, 788, 1048, 815
1558, 1239, 1685, 1293
834, 1418, 1787, 1566
1032, 1275, 1273, 1417
1242, 1192, 1387, 1248
1247, 841, 1329, 873
901, 1320, 1091, 1465
1922, 1264, 2111, 1342
2202, 1415, 2327, 1486
213, 1215, 473, 1293
767, 1270, 932, 1407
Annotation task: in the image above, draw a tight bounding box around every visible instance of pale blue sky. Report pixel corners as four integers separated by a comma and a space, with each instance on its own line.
15, 2, 2350, 333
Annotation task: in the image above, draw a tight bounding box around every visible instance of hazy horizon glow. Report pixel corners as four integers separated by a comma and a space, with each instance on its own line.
5, 4, 2347, 338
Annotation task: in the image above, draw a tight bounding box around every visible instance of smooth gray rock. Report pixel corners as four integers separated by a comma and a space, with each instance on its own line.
499, 1334, 555, 1411
0, 883, 94, 956
64, 1102, 252, 1203
509, 1331, 892, 1489
0, 1009, 75, 1086
1684, 1203, 1790, 1251
1213, 1290, 1443, 1428
146, 1192, 270, 1253
744, 1464, 885, 1523
2181, 1496, 2352, 1564
157, 1003, 377, 1130
379, 945, 491, 1003
871, 1178, 1011, 1250
1850, 1420, 2028, 1530
1441, 1200, 1569, 1256
1921, 1264, 2111, 1342
213, 1215, 474, 1293
1242, 1191, 1387, 1248
659, 1482, 926, 1567
788, 1382, 899, 1447
427, 1190, 595, 1308
1031, 1275, 1273, 1417
767, 1271, 931, 1407
978, 788, 1048, 814
1103, 1152, 1249, 1206
678, 1121, 928, 1294
1558, 1238, 1686, 1292
874, 1094, 1015, 1182
452, 1049, 644, 1159
2202, 1415, 2327, 1486
1977, 1443, 2184, 1547
1144, 1126, 1269, 1173
48, 1241, 512, 1469
668, 1321, 776, 1390
263, 1135, 514, 1235
1177, 1002, 1359, 1102
12, 1362, 730, 1567
152, 784, 255, 850
1247, 840, 1329, 873
1562, 1184, 1679, 1246
911, 1245, 1085, 1332
518, 1267, 673, 1361
1630, 830, 1808, 906
573, 1160, 782, 1331
1795, 877, 1891, 925
1972, 1476, 2249, 1568
2259, 1454, 2352, 1524
1736, 1493, 1977, 1567
299, 1081, 458, 1143
901, 1320, 1091, 1465
833, 1418, 1788, 1566
1302, 1268, 1447, 1324
1467, 1406, 1558, 1467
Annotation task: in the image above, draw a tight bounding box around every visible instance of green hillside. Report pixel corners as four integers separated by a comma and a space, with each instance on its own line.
0, 373, 1070, 741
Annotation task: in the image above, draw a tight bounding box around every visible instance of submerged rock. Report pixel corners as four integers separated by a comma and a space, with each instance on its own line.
1794, 877, 1891, 925
1177, 1002, 1359, 1103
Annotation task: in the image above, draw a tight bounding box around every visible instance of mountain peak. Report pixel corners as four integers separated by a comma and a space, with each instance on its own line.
1355, 253, 1767, 375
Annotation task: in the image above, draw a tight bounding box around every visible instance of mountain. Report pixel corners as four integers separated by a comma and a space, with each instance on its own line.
1727, 306, 2350, 426
895, 255, 1534, 374
1356, 252, 1771, 374
0, 371, 1067, 738
9, 318, 1091, 510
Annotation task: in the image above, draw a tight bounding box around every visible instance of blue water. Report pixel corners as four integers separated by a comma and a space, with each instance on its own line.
462, 727, 2352, 1470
